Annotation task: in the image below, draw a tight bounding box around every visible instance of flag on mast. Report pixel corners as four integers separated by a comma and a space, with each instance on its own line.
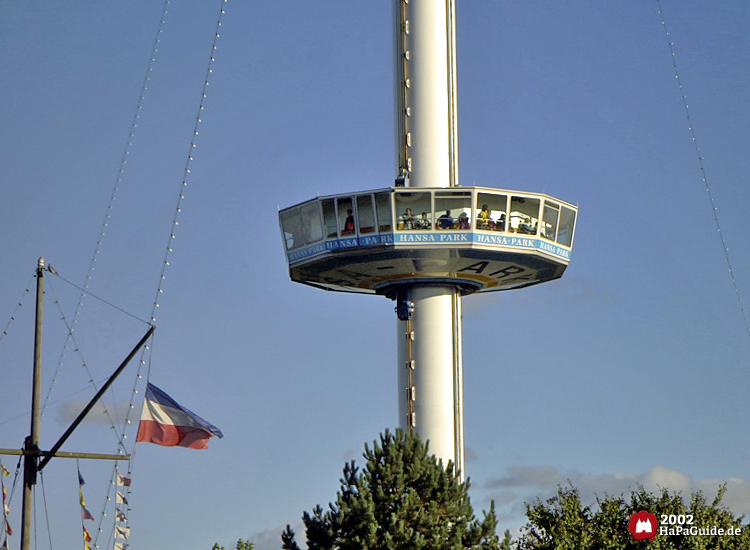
136, 383, 223, 449
116, 491, 129, 506
1, 462, 10, 539
1, 470, 9, 517
116, 525, 130, 540
77, 466, 94, 521
116, 473, 131, 487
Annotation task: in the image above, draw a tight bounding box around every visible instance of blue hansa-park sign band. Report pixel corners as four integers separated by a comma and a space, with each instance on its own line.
286, 231, 571, 264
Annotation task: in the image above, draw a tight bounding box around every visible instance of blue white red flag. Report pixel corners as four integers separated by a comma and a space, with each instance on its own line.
136, 383, 223, 449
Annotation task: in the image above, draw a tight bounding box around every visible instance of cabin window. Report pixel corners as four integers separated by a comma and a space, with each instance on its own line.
356, 195, 376, 234
395, 191, 432, 230
375, 192, 392, 232
280, 208, 304, 250
337, 197, 355, 236
300, 202, 323, 244
557, 206, 576, 246
321, 199, 337, 239
435, 191, 471, 230
541, 201, 559, 242
476, 192, 507, 231
510, 196, 540, 235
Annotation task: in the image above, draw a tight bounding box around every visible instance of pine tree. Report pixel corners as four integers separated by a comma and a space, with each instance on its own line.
282, 429, 501, 550
517, 484, 750, 549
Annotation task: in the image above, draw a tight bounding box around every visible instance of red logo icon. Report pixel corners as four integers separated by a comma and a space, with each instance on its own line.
628, 510, 658, 540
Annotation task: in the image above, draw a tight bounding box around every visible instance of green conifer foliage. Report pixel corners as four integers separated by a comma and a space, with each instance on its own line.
517, 484, 750, 550
282, 429, 501, 550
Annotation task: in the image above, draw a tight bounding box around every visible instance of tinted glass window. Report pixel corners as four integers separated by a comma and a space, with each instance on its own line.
541, 202, 559, 241
476, 193, 507, 231
357, 195, 376, 234
301, 202, 323, 244
322, 199, 337, 239
395, 191, 432, 230
510, 196, 540, 235
375, 192, 392, 232
435, 191, 471, 230
280, 208, 303, 250
337, 197, 355, 236
558, 206, 576, 246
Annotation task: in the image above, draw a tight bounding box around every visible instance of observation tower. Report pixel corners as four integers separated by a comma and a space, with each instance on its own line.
278, 1, 577, 473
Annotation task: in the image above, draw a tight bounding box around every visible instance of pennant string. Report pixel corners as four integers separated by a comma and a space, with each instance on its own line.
1, 1, 232, 548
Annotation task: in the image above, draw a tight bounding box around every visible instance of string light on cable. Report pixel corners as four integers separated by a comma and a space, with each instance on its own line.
147, 0, 229, 337
657, 0, 750, 343
44, 0, 173, 425
0, 278, 32, 348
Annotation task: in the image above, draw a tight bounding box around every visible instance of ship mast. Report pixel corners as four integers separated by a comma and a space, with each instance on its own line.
0, 258, 153, 550
19, 257, 45, 550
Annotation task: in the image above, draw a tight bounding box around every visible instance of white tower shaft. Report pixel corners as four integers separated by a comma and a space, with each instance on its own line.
394, 0, 464, 474
395, 0, 457, 186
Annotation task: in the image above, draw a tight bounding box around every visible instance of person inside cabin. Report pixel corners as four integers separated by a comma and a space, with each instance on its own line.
342, 208, 356, 235
438, 209, 454, 229
519, 216, 536, 234
458, 211, 470, 229
402, 207, 416, 230
495, 211, 506, 231
478, 204, 492, 230
416, 211, 431, 229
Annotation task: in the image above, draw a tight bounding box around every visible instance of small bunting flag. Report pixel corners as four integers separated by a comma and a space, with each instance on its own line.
115, 525, 130, 540
116, 473, 131, 487
2, 480, 8, 516
1, 461, 11, 545
77, 464, 95, 550
77, 465, 95, 522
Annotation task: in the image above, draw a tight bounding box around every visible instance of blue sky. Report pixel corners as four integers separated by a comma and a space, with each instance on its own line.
1, 1, 749, 549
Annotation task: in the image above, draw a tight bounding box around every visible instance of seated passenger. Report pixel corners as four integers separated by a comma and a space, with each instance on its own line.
415, 211, 431, 229
437, 210, 454, 229
458, 212, 470, 229
495, 212, 506, 231
477, 204, 492, 230
401, 207, 416, 230
519, 217, 535, 234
